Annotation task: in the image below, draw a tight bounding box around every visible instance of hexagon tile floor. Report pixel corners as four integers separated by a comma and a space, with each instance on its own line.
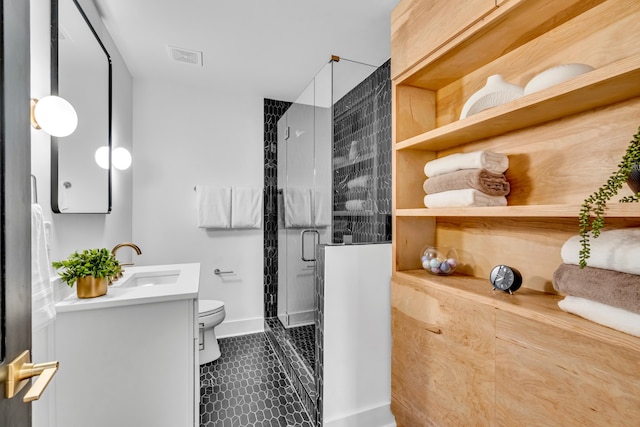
200, 332, 314, 427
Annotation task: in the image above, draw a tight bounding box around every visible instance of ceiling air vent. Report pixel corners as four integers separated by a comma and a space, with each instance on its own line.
167, 45, 203, 66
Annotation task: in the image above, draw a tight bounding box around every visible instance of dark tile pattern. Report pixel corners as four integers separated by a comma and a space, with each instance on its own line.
200, 333, 313, 427
314, 246, 326, 427
332, 59, 392, 244
264, 99, 291, 319
265, 318, 316, 422
287, 325, 315, 369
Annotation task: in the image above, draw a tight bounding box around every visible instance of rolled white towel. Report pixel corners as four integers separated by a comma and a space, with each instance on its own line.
424, 150, 509, 177
424, 189, 507, 208
345, 199, 374, 211
347, 175, 371, 190
560, 228, 640, 275
558, 295, 640, 338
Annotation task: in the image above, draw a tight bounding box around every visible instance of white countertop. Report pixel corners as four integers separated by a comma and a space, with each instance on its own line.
55, 263, 200, 313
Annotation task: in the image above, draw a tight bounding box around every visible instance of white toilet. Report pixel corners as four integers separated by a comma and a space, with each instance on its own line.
198, 299, 226, 364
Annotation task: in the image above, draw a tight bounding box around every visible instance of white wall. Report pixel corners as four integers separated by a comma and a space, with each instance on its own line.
323, 244, 396, 427
132, 80, 265, 336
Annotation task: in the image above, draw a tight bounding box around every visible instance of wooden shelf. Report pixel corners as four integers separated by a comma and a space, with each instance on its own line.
396, 55, 640, 152
395, 203, 640, 218
394, 270, 640, 352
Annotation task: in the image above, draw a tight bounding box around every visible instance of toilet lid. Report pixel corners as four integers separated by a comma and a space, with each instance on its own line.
199, 299, 224, 315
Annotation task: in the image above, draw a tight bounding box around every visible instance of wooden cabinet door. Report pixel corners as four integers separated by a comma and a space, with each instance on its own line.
391, 277, 496, 426
391, 0, 495, 79
496, 311, 640, 426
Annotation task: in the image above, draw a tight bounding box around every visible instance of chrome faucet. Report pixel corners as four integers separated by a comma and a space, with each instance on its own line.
111, 242, 142, 268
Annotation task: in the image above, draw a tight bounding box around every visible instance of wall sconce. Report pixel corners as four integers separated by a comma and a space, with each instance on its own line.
95, 146, 132, 170
30, 96, 78, 137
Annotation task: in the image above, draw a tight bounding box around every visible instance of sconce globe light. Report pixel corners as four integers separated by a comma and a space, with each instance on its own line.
95, 146, 110, 169
95, 146, 132, 170
31, 96, 78, 137
112, 147, 132, 170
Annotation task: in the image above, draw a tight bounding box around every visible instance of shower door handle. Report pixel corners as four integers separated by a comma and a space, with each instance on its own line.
301, 229, 319, 262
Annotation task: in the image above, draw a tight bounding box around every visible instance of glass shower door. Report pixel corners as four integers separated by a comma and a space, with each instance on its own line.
277, 98, 317, 330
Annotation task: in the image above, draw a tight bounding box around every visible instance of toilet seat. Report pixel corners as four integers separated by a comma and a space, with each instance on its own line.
199, 299, 224, 316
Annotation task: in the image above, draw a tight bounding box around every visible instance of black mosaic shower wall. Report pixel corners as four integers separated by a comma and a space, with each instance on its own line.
263, 99, 291, 319
332, 59, 392, 244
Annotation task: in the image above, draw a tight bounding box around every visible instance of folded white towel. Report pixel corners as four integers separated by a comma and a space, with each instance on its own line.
423, 189, 507, 208
32, 204, 56, 331
284, 187, 313, 228
196, 185, 231, 228
313, 189, 332, 227
231, 187, 263, 229
347, 175, 372, 190
424, 150, 509, 177
558, 295, 640, 338
560, 228, 640, 274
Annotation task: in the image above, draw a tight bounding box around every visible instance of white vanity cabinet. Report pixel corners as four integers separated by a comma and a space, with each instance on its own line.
53, 264, 200, 427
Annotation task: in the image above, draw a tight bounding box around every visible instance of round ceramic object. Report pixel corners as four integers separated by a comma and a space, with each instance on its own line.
460, 75, 524, 119
523, 63, 594, 95
628, 164, 640, 194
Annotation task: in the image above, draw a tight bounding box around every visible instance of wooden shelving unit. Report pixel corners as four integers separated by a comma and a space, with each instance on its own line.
390, 0, 640, 425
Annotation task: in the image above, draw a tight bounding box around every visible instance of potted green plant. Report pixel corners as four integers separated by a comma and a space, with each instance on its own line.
52, 248, 122, 298
578, 126, 640, 268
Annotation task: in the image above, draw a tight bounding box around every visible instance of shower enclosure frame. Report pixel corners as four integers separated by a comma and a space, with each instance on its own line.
264, 57, 392, 426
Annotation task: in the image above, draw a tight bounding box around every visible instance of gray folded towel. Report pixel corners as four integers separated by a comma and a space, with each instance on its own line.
552, 263, 640, 315
423, 168, 510, 196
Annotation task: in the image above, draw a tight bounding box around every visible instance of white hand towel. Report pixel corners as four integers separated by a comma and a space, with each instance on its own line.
32, 204, 56, 331
558, 295, 640, 338
284, 187, 313, 228
560, 228, 640, 275
313, 189, 332, 227
424, 150, 509, 177
196, 185, 231, 228
423, 189, 507, 208
231, 187, 263, 229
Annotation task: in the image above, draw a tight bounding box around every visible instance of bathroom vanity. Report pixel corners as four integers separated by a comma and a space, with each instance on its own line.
54, 263, 200, 427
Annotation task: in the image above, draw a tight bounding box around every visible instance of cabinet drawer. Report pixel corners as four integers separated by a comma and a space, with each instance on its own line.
391, 0, 495, 79
496, 311, 640, 426
391, 277, 495, 426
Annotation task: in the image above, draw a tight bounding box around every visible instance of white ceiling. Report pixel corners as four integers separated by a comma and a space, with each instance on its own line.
93, 0, 399, 102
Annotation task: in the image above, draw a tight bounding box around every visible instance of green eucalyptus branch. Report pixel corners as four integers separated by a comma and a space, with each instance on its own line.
578, 126, 640, 268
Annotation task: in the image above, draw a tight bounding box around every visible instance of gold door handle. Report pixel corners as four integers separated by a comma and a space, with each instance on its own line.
1, 350, 59, 402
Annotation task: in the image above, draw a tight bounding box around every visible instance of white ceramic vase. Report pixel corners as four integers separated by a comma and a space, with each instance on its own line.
459, 74, 524, 119
524, 63, 594, 95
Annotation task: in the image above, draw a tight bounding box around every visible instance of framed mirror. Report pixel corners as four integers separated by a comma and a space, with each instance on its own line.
51, 0, 112, 213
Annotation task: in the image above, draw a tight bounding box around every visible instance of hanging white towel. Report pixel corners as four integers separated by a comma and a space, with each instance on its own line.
284, 187, 313, 228
231, 187, 263, 229
424, 150, 509, 177
195, 185, 231, 228
558, 296, 640, 338
32, 204, 56, 331
313, 189, 332, 227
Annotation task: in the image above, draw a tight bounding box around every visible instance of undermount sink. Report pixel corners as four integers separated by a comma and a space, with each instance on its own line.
116, 270, 181, 288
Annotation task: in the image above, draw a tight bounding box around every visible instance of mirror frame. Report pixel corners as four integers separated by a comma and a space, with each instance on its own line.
51, 0, 113, 213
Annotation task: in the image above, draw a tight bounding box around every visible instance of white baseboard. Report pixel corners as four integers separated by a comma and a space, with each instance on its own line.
216, 316, 264, 338
324, 402, 396, 427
